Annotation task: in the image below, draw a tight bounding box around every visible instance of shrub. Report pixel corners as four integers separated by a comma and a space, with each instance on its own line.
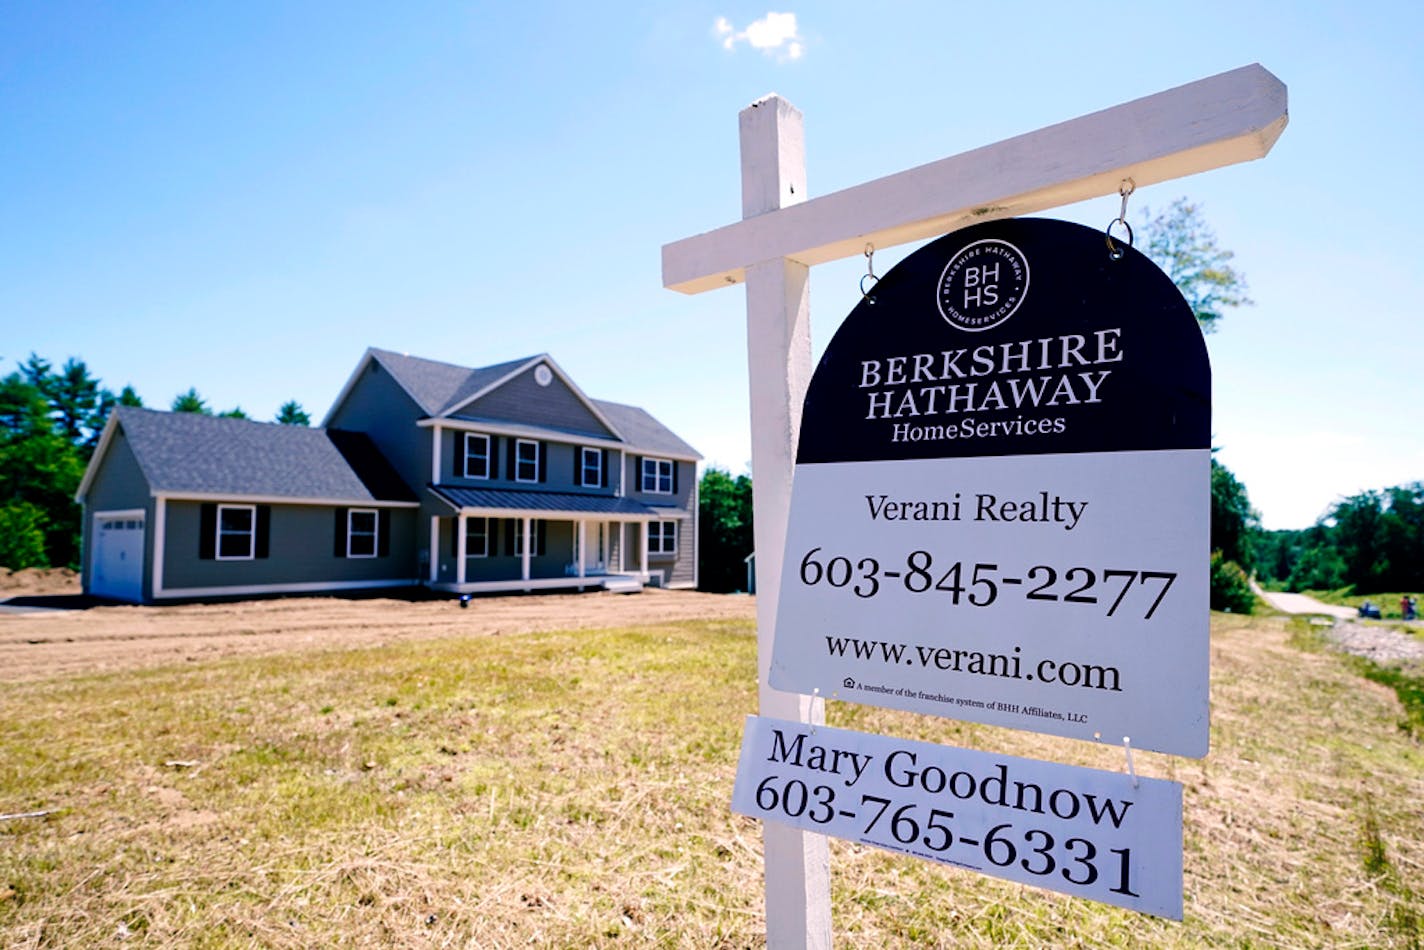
1210, 550, 1255, 613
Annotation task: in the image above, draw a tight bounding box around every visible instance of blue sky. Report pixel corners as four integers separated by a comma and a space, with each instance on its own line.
3, 2, 1420, 529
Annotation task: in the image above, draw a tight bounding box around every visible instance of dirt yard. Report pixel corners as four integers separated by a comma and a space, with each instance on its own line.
0, 571, 756, 682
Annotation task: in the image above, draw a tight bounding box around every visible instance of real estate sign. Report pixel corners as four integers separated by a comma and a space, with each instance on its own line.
732, 715, 1185, 919
769, 218, 1212, 757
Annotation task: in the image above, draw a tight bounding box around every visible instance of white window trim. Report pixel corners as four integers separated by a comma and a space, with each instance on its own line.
216, 503, 257, 561
580, 446, 603, 487
515, 439, 540, 483
347, 508, 379, 559
464, 433, 491, 480
641, 457, 673, 494
649, 519, 677, 556
465, 516, 490, 558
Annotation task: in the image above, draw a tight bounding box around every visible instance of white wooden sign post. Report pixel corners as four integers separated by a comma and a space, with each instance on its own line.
663, 64, 1286, 947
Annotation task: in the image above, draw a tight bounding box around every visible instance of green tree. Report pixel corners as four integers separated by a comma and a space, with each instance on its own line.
697, 467, 754, 593
117, 385, 143, 407
0, 501, 50, 569
1139, 198, 1251, 332
0, 371, 50, 438
171, 388, 211, 414
218, 406, 249, 420
276, 400, 311, 426
1288, 543, 1348, 592
1210, 458, 1260, 572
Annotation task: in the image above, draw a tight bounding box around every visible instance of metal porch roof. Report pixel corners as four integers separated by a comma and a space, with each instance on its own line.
430, 486, 659, 518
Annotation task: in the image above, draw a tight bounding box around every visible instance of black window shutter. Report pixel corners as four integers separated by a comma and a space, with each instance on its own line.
450, 518, 458, 558
672, 462, 679, 495
454, 433, 466, 479
255, 506, 271, 559
504, 519, 515, 553
505, 440, 516, 481
488, 437, 499, 480
602, 450, 610, 488
334, 508, 347, 557
539, 442, 548, 482
378, 510, 391, 557
537, 520, 547, 556
574, 448, 582, 486
634, 456, 642, 492
199, 503, 216, 559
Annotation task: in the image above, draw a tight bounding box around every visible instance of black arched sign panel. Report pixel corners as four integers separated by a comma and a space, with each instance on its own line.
770, 218, 1211, 757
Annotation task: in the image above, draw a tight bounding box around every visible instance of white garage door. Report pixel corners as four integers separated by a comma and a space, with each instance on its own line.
92, 512, 145, 603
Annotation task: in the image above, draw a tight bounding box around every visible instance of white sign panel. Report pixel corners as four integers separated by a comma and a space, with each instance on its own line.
732, 716, 1184, 919
770, 218, 1212, 757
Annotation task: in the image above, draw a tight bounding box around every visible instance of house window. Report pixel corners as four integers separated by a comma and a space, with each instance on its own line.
515, 439, 540, 483
641, 457, 673, 494
463, 433, 491, 479
464, 517, 489, 557
580, 447, 603, 487
649, 520, 677, 556
347, 509, 378, 558
217, 504, 256, 560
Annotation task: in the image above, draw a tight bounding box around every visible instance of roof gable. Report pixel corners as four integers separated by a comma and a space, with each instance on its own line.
83, 407, 416, 503
451, 359, 619, 439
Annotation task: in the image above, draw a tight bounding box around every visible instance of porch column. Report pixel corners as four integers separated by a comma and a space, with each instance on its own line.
428, 516, 439, 583
600, 521, 610, 571
521, 517, 532, 582
640, 520, 649, 576
577, 520, 587, 578
456, 515, 467, 585
616, 523, 624, 572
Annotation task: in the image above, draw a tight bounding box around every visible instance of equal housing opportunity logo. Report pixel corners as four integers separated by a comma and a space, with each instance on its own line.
937, 238, 1030, 332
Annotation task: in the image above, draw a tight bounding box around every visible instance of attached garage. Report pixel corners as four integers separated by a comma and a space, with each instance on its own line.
90, 510, 145, 603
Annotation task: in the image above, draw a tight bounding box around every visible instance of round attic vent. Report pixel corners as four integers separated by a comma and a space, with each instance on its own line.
534, 365, 553, 387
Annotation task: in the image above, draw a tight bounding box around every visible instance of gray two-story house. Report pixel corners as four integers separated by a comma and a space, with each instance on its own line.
76, 349, 701, 603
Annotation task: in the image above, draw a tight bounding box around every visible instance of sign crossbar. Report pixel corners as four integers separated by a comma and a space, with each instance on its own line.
663, 64, 1287, 295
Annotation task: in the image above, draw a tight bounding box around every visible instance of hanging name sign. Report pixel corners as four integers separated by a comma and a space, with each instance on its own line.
770, 218, 1211, 757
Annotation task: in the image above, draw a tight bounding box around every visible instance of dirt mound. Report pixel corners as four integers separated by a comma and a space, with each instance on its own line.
0, 567, 81, 597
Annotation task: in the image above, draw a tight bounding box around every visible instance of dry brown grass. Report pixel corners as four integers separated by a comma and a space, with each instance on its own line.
1, 604, 1421, 947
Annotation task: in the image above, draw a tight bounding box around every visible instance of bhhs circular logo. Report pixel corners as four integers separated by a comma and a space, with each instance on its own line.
936, 238, 1030, 332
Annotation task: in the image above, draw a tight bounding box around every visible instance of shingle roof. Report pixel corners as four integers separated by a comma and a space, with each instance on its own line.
430, 486, 657, 517
593, 400, 701, 459
369, 349, 534, 417
367, 348, 700, 459
112, 407, 417, 502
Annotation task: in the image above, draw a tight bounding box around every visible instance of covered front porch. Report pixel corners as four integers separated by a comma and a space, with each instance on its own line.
425, 487, 661, 595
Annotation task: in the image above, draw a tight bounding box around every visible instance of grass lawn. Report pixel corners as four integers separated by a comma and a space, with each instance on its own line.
2, 610, 1422, 947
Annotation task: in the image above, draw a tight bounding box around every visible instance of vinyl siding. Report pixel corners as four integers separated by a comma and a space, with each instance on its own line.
460, 367, 615, 438
325, 360, 429, 499
443, 431, 618, 495
82, 428, 154, 599
161, 501, 418, 591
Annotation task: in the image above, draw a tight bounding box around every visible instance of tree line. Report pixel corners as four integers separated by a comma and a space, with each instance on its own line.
1254, 485, 1424, 596
0, 354, 311, 570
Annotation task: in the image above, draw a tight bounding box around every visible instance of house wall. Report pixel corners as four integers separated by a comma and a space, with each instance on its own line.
161, 501, 418, 593
461, 367, 615, 438
326, 361, 429, 502
619, 455, 698, 587
440, 430, 622, 495
81, 427, 154, 599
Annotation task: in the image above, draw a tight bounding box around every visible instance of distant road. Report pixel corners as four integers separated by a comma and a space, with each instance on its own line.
1254, 586, 1357, 618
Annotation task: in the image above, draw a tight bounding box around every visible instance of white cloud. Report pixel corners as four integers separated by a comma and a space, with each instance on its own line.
715, 12, 804, 61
